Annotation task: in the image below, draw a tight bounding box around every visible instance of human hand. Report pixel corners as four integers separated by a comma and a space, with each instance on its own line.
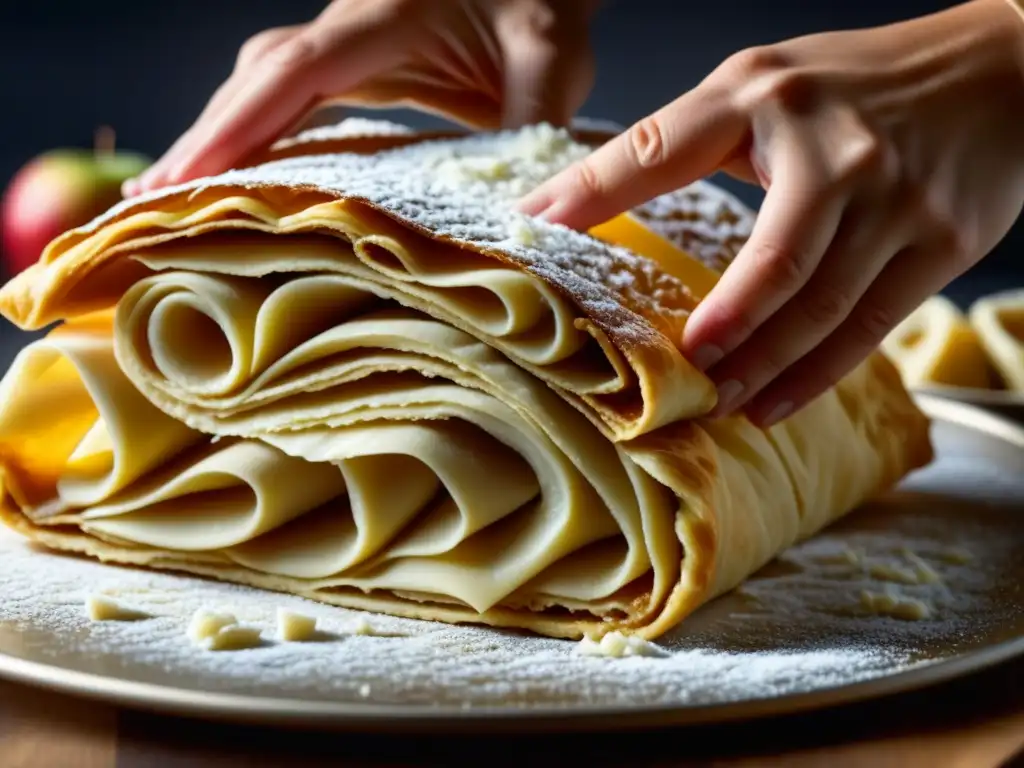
520, 0, 1024, 427
123, 0, 598, 197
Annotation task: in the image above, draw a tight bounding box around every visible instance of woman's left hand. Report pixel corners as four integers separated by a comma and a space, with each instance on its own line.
520, 0, 1024, 426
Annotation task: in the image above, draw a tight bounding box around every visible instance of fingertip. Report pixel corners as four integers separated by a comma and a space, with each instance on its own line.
688, 343, 724, 373
709, 378, 745, 419
680, 303, 722, 362
135, 161, 171, 194
121, 178, 139, 198
748, 398, 795, 429
515, 188, 556, 217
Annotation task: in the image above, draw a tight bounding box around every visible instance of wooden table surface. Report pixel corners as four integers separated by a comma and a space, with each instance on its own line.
2, 654, 1023, 767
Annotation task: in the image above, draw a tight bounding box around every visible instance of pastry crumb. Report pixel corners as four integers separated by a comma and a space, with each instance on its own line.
201, 624, 263, 652
187, 609, 239, 643
842, 547, 864, 566
937, 547, 974, 565
351, 617, 379, 636
899, 548, 942, 584
867, 562, 921, 585
860, 589, 931, 621
85, 594, 149, 622
575, 631, 669, 659
276, 608, 318, 642
509, 217, 537, 247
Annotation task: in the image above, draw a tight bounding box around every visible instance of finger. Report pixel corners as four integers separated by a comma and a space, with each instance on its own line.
126, 26, 303, 196
708, 204, 910, 419
498, 28, 593, 128
681, 139, 848, 376
746, 243, 960, 426
161, 19, 411, 189
515, 80, 746, 229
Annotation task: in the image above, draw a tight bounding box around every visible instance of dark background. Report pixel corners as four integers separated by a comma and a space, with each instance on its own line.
1, 0, 1021, 361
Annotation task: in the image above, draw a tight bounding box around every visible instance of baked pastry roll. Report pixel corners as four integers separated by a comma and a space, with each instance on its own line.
970, 289, 1024, 391
882, 294, 991, 390
0, 123, 932, 639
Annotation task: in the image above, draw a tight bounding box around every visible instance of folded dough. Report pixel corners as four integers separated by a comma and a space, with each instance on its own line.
882, 295, 991, 390
0, 123, 932, 639
969, 289, 1024, 391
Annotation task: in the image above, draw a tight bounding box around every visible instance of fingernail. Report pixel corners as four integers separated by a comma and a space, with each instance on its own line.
516, 192, 553, 217
714, 379, 744, 416
760, 400, 794, 427
135, 168, 160, 193
691, 344, 724, 372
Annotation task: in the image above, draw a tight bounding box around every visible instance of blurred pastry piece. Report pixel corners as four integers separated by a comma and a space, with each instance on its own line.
882, 295, 991, 389
969, 289, 1024, 392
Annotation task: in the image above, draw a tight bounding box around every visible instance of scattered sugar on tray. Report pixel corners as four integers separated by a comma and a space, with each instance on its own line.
3, 521, 1011, 711
2, 455, 1019, 709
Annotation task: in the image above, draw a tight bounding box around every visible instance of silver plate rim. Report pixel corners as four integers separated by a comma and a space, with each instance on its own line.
916, 384, 1024, 409
0, 392, 1021, 733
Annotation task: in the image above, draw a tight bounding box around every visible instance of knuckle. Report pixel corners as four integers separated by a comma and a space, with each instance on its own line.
836, 134, 886, 185
264, 34, 321, 71
572, 155, 606, 198
945, 228, 977, 269
725, 45, 791, 80
763, 69, 817, 113
798, 283, 850, 326
734, 69, 818, 117
625, 117, 668, 170
504, 0, 559, 39
849, 301, 896, 347
876, 141, 903, 186
753, 345, 788, 385
749, 241, 809, 295
922, 209, 977, 269
236, 27, 294, 68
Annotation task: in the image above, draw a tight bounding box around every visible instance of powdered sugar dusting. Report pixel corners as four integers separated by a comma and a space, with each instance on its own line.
0, 531, 913, 708
84, 125, 709, 344
274, 117, 416, 146
2, 449, 1019, 711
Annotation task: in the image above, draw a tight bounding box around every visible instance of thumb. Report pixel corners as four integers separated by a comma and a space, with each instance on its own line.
516, 83, 747, 232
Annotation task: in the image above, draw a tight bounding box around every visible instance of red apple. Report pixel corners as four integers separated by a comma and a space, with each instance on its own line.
1, 129, 150, 277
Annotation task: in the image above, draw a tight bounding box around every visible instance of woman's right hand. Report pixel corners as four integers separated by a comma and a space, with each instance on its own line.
123, 0, 599, 198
